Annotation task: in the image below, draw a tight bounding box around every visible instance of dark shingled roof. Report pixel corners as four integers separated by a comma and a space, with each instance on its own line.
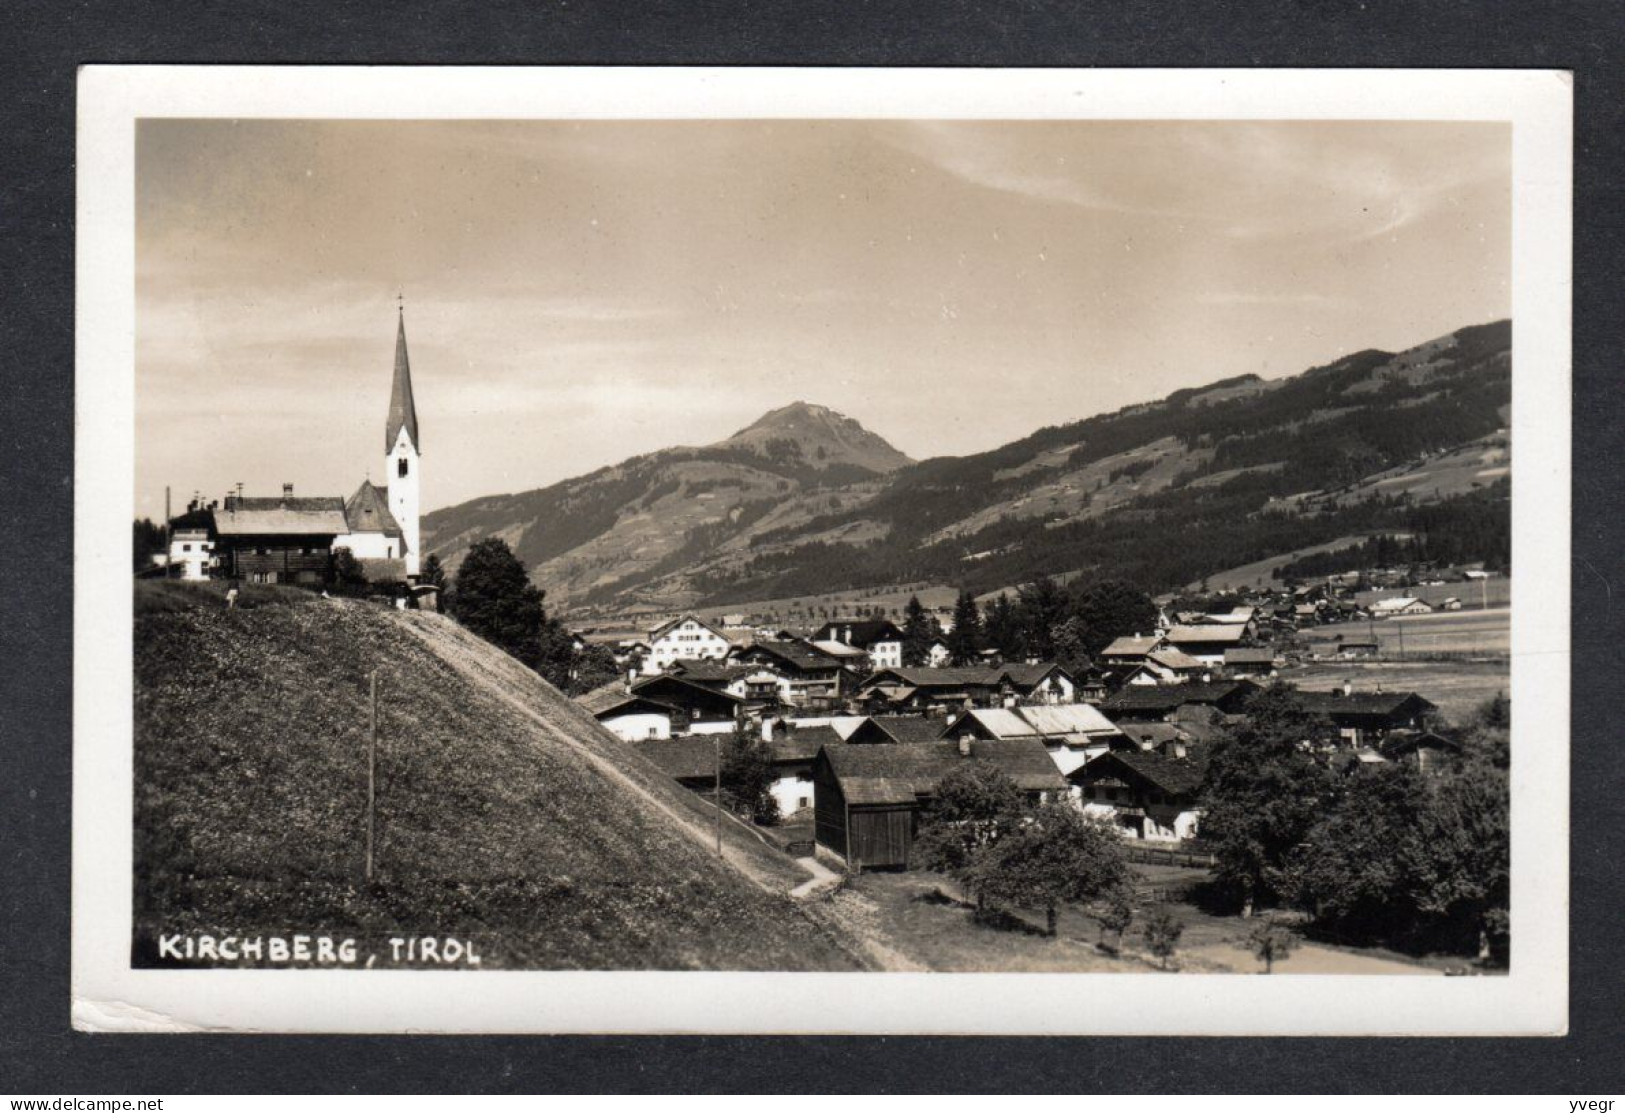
1102, 680, 1259, 715
811, 619, 904, 647
822, 738, 1065, 804
343, 480, 402, 536
848, 715, 951, 745
632, 734, 829, 781
1296, 690, 1436, 718
1073, 745, 1211, 797
768, 725, 842, 762
668, 659, 753, 685
386, 311, 420, 452
738, 639, 845, 673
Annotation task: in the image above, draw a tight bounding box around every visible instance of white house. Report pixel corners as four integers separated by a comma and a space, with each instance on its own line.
1370, 596, 1434, 618
811, 619, 905, 670
645, 614, 734, 674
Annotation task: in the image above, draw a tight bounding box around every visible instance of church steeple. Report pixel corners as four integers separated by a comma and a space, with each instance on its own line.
386, 306, 420, 453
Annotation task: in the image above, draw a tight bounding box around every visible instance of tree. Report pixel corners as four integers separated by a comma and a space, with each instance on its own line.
1199, 683, 1342, 915
1247, 920, 1298, 973
133, 517, 166, 573
900, 594, 938, 667
1050, 615, 1093, 679
945, 590, 985, 666
1071, 580, 1160, 658
566, 643, 621, 697
969, 802, 1131, 937
1142, 904, 1185, 969
1014, 575, 1071, 661
719, 726, 779, 825
982, 593, 1023, 660
330, 547, 372, 597
1097, 888, 1135, 952
913, 762, 1028, 915
448, 538, 547, 666
420, 552, 447, 588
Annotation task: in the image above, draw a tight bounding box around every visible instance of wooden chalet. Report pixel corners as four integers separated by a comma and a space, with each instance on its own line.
1100, 679, 1262, 722
212, 492, 349, 586
812, 738, 1065, 870
731, 638, 851, 709
1297, 689, 1437, 747
1071, 740, 1211, 842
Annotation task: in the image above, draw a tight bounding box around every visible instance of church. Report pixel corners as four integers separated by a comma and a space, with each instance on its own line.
166, 309, 426, 588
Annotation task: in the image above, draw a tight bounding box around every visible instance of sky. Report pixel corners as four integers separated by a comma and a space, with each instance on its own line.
135, 118, 1510, 516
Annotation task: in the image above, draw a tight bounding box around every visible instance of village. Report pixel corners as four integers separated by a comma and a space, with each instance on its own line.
132, 307, 1511, 975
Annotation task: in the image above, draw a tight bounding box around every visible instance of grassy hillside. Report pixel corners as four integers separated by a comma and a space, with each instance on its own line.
133, 583, 867, 970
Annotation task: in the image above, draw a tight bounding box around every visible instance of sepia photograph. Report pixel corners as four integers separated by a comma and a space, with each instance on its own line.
72, 67, 1571, 1034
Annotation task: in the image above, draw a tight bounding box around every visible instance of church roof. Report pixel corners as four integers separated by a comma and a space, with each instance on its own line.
386, 310, 420, 453
343, 480, 402, 536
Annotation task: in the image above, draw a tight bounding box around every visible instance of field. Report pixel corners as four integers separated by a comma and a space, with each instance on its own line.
574, 581, 959, 633
830, 865, 1448, 975
1299, 605, 1510, 658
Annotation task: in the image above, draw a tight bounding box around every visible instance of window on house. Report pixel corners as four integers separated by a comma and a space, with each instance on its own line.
799, 796, 811, 809
398, 458, 409, 478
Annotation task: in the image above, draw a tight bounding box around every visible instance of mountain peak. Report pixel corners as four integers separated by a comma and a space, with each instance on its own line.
720, 402, 913, 474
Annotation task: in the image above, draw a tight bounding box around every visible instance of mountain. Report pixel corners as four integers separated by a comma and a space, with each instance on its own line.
425, 320, 1511, 616
422, 402, 912, 609
133, 582, 873, 970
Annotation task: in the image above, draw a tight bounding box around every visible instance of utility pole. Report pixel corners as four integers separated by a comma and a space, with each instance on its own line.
366, 669, 378, 882
163, 485, 171, 577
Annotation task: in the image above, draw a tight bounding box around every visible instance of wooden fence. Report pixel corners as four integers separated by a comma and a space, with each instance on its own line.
1122, 842, 1217, 870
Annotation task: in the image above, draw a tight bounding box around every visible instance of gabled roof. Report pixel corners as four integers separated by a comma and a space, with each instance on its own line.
215, 497, 349, 537
1101, 679, 1261, 715
667, 659, 754, 685
812, 619, 904, 647
1378, 730, 1463, 759
648, 613, 730, 642
1073, 745, 1211, 797
736, 639, 844, 673
809, 639, 871, 659
631, 733, 830, 781
769, 724, 842, 762
998, 662, 1074, 689
862, 666, 1002, 689
1012, 703, 1122, 739
1223, 647, 1279, 665
1147, 647, 1206, 670
629, 674, 744, 714
343, 480, 403, 536
1296, 690, 1435, 718
386, 311, 420, 452
848, 715, 951, 745
1102, 635, 1163, 658
1164, 623, 1249, 645
821, 738, 1066, 804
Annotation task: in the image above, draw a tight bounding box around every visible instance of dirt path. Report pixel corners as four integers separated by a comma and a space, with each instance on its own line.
789, 856, 841, 900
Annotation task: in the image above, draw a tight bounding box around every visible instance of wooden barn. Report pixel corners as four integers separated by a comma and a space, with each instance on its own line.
812, 738, 1065, 871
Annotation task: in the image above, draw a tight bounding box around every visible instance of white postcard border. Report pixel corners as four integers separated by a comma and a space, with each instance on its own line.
74, 66, 1571, 1035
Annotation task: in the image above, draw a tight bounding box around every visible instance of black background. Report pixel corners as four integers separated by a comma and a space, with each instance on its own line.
3, 0, 1620, 1094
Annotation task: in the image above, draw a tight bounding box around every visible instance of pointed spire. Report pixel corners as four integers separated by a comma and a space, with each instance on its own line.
386, 303, 420, 453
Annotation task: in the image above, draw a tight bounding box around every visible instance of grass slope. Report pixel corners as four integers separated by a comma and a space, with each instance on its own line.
133, 583, 866, 970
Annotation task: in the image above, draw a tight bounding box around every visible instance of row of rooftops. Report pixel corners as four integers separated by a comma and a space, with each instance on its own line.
170, 482, 403, 539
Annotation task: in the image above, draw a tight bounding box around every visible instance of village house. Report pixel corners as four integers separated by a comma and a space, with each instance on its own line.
1123, 646, 1208, 686
164, 506, 216, 580
856, 663, 1077, 713
630, 729, 834, 819
844, 713, 952, 746
1297, 686, 1437, 747
644, 614, 735, 674
578, 674, 742, 738
1071, 739, 1210, 842
1100, 633, 1164, 671
1223, 646, 1282, 679
810, 619, 906, 670
1100, 678, 1262, 722
1378, 729, 1464, 774
811, 738, 1066, 870
944, 703, 1128, 776
731, 638, 851, 709
1370, 596, 1435, 618
1162, 622, 1250, 666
